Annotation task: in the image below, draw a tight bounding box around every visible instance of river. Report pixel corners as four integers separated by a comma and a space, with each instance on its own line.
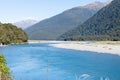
0, 42, 120, 80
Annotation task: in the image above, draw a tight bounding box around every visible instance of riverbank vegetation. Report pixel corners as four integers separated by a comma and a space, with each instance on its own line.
0, 54, 13, 80
0, 22, 28, 45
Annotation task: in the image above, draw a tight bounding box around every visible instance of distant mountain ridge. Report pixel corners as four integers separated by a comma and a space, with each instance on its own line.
25, 1, 109, 40
59, 0, 120, 41
81, 1, 107, 10
13, 19, 38, 29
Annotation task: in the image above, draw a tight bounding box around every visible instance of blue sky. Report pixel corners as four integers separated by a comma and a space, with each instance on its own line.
0, 0, 110, 23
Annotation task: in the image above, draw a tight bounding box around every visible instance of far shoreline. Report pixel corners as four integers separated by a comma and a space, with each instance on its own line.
28, 40, 65, 43
49, 41, 120, 56
1, 40, 120, 56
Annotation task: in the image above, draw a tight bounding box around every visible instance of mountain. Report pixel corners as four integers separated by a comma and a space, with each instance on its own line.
79, 1, 107, 10
0, 22, 28, 45
13, 19, 38, 29
59, 0, 120, 41
25, 1, 108, 40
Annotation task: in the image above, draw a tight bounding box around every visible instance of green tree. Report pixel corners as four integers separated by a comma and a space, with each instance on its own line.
0, 54, 10, 74
0, 23, 28, 45
0, 54, 13, 80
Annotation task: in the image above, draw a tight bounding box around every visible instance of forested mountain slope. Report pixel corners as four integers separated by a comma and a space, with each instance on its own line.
59, 0, 120, 41
26, 2, 106, 40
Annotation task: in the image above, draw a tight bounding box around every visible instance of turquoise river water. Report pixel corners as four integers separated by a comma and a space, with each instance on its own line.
0, 42, 120, 80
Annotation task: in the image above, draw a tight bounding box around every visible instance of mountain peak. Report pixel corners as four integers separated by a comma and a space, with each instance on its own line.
77, 1, 111, 10
83, 1, 105, 10
13, 19, 38, 29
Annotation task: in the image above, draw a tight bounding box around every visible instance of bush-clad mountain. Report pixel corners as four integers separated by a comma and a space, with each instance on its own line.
26, 1, 107, 40
13, 19, 38, 29
59, 0, 120, 41
0, 22, 28, 45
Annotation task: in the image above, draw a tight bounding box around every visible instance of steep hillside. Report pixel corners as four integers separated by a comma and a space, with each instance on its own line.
26, 1, 107, 40
0, 23, 28, 45
59, 0, 120, 41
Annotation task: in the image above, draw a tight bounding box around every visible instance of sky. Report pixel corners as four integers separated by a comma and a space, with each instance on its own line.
0, 0, 110, 23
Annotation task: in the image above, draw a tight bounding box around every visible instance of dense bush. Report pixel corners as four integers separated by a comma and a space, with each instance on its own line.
0, 54, 13, 80
0, 23, 28, 45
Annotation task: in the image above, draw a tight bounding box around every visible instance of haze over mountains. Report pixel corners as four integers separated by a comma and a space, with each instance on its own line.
59, 0, 120, 41
26, 1, 108, 40
14, 19, 38, 29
